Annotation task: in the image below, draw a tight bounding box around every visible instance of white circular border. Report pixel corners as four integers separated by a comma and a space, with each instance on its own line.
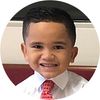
0, 0, 100, 100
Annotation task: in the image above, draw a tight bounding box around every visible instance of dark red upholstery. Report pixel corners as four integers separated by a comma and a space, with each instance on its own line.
3, 64, 96, 85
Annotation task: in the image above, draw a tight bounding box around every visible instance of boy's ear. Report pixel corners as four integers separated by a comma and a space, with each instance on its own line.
21, 43, 28, 61
70, 47, 78, 63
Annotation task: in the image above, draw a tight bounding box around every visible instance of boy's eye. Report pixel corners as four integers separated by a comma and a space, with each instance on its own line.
53, 45, 64, 50
31, 45, 43, 49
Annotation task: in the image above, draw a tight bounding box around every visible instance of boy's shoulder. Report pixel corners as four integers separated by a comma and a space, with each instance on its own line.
16, 74, 35, 89
67, 71, 88, 88
68, 71, 88, 81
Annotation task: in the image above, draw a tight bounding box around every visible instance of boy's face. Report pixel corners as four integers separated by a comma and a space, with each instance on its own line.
21, 22, 78, 79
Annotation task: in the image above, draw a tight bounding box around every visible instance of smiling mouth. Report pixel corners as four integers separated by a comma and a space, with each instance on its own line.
40, 63, 58, 67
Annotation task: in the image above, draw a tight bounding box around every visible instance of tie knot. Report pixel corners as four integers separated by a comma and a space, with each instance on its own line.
41, 80, 54, 92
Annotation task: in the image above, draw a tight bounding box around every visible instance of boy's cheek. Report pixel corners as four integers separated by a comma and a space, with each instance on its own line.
28, 55, 39, 65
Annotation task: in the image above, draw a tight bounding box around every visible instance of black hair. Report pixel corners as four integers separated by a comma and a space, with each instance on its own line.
23, 6, 76, 46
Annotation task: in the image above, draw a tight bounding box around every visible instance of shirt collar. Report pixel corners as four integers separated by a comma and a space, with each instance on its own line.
34, 70, 69, 91
51, 70, 69, 90
33, 71, 45, 91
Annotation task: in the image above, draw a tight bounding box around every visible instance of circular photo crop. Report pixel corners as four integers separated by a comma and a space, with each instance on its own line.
0, 0, 99, 100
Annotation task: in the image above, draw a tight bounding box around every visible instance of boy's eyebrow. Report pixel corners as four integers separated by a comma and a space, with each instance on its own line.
53, 41, 67, 45
29, 42, 43, 46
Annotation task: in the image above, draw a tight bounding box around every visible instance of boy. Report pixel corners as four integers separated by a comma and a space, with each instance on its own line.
17, 6, 87, 99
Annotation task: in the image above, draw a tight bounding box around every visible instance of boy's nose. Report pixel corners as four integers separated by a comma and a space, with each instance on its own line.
41, 49, 55, 61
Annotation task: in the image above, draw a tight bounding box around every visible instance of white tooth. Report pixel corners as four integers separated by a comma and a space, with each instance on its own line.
44, 64, 55, 67
40, 63, 57, 67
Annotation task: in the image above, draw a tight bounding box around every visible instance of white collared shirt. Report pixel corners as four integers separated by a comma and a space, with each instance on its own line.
16, 70, 88, 99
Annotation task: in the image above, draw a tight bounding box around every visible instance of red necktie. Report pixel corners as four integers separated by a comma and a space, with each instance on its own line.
40, 80, 54, 99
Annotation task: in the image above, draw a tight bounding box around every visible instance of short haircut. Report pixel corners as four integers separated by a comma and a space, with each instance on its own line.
23, 6, 76, 46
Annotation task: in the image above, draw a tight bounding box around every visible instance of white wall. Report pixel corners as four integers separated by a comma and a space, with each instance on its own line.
0, 21, 99, 66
